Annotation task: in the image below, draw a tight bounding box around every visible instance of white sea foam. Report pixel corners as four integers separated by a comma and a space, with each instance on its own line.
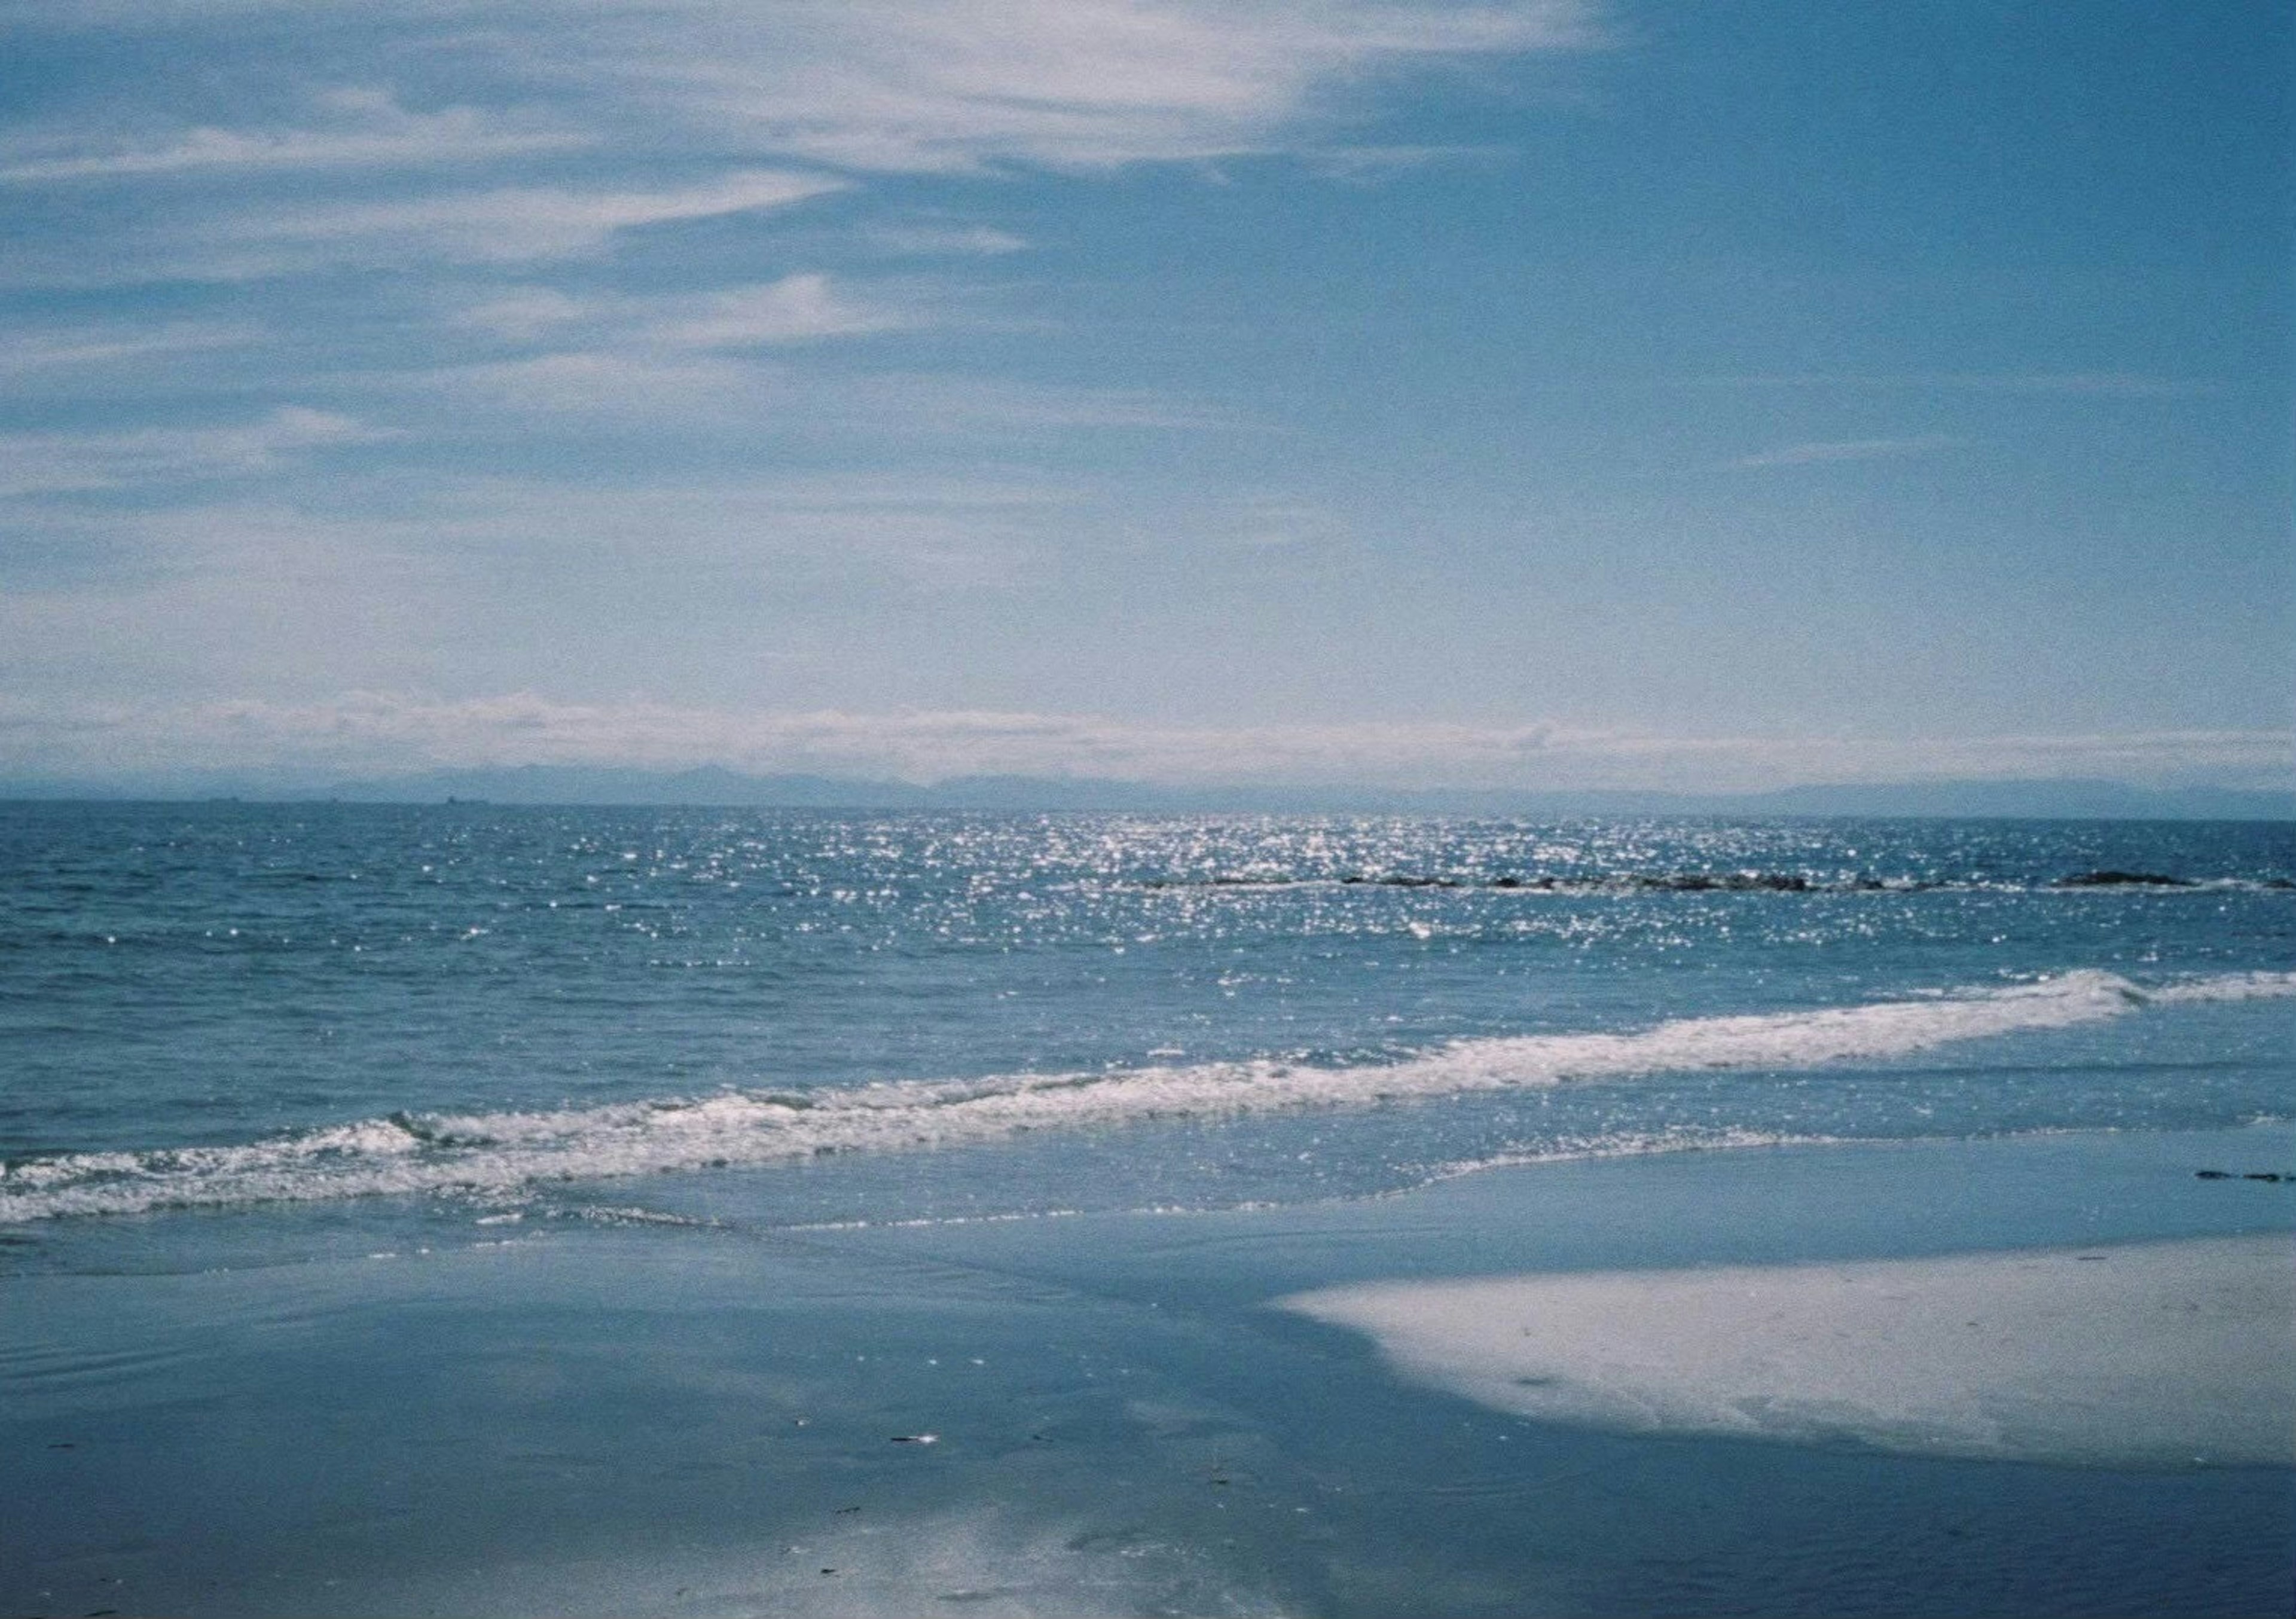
4, 969, 2289, 1223
1413, 1126, 1851, 1183
2146, 969, 2296, 1003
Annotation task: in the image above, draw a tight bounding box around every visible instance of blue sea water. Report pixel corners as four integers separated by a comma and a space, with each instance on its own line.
5, 804, 2295, 1617
3, 804, 2290, 1267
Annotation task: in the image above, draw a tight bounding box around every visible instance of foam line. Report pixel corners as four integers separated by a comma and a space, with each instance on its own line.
5, 969, 2291, 1223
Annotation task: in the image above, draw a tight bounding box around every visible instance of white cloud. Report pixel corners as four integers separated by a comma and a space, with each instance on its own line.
1305, 142, 1516, 181
0, 0, 335, 19
435, 274, 906, 373
0, 2, 1599, 294
423, 349, 765, 414
1222, 498, 1346, 550
1687, 372, 2208, 399
387, 474, 1064, 584
0, 689, 2283, 793
0, 169, 851, 288
0, 407, 386, 496
448, 288, 593, 341
407, 320, 1234, 432
816, 372, 1245, 433
216, 169, 845, 266
0, 88, 584, 183
457, 0, 1607, 174
866, 222, 1030, 256
0, 472, 1082, 602
0, 322, 254, 375
637, 273, 910, 347
1731, 435, 1958, 470
1938, 371, 2212, 399
4, 1, 1602, 179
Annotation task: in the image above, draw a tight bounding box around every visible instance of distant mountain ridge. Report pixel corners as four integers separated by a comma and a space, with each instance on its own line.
4, 764, 2289, 820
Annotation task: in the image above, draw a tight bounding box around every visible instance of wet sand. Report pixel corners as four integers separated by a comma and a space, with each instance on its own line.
5, 1125, 2292, 1616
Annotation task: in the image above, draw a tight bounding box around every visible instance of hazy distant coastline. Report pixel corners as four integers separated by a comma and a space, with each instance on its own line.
2, 766, 2288, 821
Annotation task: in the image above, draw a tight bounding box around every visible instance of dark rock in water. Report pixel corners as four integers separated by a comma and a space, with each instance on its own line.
2054, 870, 2194, 887
1643, 872, 1811, 893
2196, 1169, 2235, 1180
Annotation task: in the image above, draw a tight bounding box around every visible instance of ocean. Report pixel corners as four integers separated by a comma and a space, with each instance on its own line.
4, 804, 2292, 1614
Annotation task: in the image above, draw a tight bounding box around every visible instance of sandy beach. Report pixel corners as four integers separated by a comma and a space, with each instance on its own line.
1284, 1234, 2294, 1468
6, 1123, 2292, 1617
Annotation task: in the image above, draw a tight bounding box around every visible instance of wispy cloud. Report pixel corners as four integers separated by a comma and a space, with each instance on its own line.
5, 2, 1604, 179
447, 289, 592, 341
0, 407, 387, 496
1305, 142, 1517, 181
1686, 371, 2209, 399
863, 222, 1030, 257
0, 472, 1085, 597
392, 474, 1070, 584
405, 274, 924, 414
820, 372, 1247, 433
0, 2, 1601, 298
444, 272, 908, 351
207, 169, 846, 268
407, 319, 1236, 433
1935, 371, 2214, 399
418, 349, 764, 415
0, 168, 853, 289
0, 322, 255, 375
1220, 499, 1348, 551
636, 274, 910, 347
506, 0, 1607, 174
1731, 435, 1958, 470
0, 88, 584, 183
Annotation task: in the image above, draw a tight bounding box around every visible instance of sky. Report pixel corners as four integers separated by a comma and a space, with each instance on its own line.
0, 0, 2288, 793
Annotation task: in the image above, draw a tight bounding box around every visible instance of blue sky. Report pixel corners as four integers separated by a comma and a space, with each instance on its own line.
0, 0, 2287, 791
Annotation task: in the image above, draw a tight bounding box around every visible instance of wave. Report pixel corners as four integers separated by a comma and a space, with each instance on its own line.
1412, 1126, 1852, 1181
5, 969, 2292, 1224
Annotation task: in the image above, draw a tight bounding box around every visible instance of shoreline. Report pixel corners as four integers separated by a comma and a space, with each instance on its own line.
5, 1123, 2292, 1616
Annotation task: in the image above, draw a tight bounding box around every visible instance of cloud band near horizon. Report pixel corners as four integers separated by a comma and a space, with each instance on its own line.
2, 695, 2285, 794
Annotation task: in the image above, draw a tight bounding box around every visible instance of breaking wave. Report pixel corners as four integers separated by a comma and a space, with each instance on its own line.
5, 969, 2292, 1223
